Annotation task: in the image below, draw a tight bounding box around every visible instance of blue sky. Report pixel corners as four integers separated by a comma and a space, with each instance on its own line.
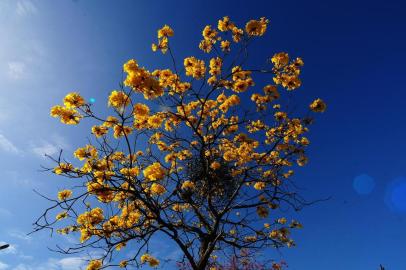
0, 0, 405, 269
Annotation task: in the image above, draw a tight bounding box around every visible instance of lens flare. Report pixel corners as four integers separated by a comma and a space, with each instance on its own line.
353, 174, 375, 195
385, 177, 406, 213
89, 98, 96, 103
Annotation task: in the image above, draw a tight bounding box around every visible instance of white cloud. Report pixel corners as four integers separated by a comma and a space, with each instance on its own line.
0, 208, 12, 218
11, 257, 86, 270
30, 135, 69, 159
4, 170, 36, 188
0, 261, 8, 270
0, 134, 19, 154
16, 1, 37, 16
7, 61, 26, 80
8, 230, 31, 242
57, 257, 86, 270
31, 142, 60, 158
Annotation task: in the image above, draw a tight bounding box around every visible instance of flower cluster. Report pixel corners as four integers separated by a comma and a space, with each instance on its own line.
152, 25, 174, 53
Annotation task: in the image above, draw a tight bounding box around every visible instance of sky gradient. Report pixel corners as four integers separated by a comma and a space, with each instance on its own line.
0, 0, 406, 269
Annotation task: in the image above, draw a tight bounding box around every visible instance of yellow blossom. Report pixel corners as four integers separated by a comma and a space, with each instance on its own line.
54, 163, 74, 174
108, 90, 130, 108
181, 180, 195, 190
310, 98, 327, 112
254, 182, 266, 190
143, 162, 166, 181
141, 254, 160, 268
58, 189, 73, 201
218, 16, 235, 32
50, 105, 82, 125
150, 183, 166, 195
63, 92, 85, 108
91, 125, 108, 137
158, 25, 174, 38
56, 211, 68, 220
74, 145, 98, 161
220, 40, 231, 52
184, 57, 206, 79
210, 161, 221, 170
86, 260, 102, 270
245, 17, 269, 36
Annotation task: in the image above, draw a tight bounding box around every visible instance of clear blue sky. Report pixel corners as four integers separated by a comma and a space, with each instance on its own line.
0, 0, 405, 269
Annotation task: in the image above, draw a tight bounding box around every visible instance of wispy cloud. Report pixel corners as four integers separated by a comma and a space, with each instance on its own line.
57, 257, 86, 270
16, 0, 37, 16
0, 261, 8, 270
11, 256, 86, 270
4, 171, 36, 188
30, 135, 70, 159
8, 230, 32, 242
0, 208, 12, 218
7, 61, 26, 80
0, 134, 20, 154
0, 243, 33, 261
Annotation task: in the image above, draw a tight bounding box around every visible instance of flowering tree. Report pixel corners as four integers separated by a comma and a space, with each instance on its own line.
34, 16, 326, 270
177, 249, 288, 270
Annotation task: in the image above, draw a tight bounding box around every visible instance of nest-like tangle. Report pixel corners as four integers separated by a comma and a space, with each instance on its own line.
183, 156, 240, 206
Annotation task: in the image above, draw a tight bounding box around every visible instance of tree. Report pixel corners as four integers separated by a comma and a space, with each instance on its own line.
177, 249, 287, 270
33, 16, 326, 270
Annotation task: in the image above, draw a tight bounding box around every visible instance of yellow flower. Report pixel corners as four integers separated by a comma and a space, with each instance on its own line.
220, 40, 231, 52
271, 52, 289, 68
147, 114, 164, 129
274, 111, 287, 121
152, 25, 173, 54
120, 167, 140, 177
143, 162, 166, 181
86, 260, 102, 270
56, 211, 68, 220
199, 39, 213, 53
150, 183, 166, 195
77, 208, 104, 228
202, 25, 218, 41
63, 92, 85, 108
184, 57, 206, 79
231, 27, 243, 43
50, 105, 82, 125
119, 260, 128, 268
54, 163, 74, 174
141, 254, 160, 268
74, 145, 98, 161
181, 180, 195, 190
133, 103, 150, 119
103, 116, 119, 127
269, 230, 278, 238
210, 161, 221, 170
218, 16, 235, 32
309, 98, 327, 113
108, 90, 130, 108
158, 25, 174, 38
113, 125, 132, 138
277, 217, 287, 224
253, 182, 266, 190
123, 60, 164, 99
245, 17, 269, 36
209, 57, 222, 76
244, 235, 257, 242
58, 189, 73, 201
91, 125, 108, 137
